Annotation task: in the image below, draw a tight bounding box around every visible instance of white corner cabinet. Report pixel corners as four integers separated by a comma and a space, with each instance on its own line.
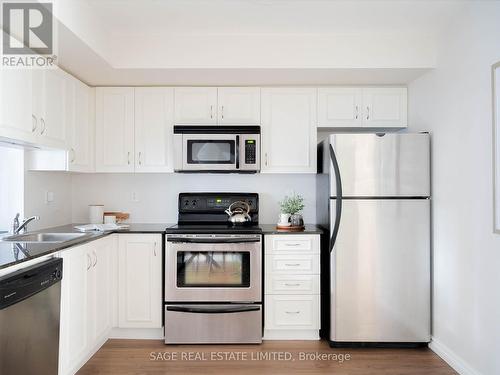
95, 87, 174, 173
264, 234, 321, 340
318, 87, 407, 128
261, 88, 317, 173
59, 235, 117, 375
174, 87, 261, 125
25, 70, 95, 172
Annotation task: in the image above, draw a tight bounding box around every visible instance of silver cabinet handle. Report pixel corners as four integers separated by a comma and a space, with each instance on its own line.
153, 241, 157, 257
87, 254, 92, 270
210, 105, 213, 119
284, 283, 301, 287
221, 105, 224, 120
366, 106, 370, 120
355, 105, 359, 119
285, 263, 301, 267
285, 311, 300, 314
70, 148, 75, 163
138, 151, 142, 165
127, 152, 131, 165
265, 152, 268, 166
92, 251, 97, 267
32, 115, 37, 132
40, 118, 46, 135
285, 243, 301, 247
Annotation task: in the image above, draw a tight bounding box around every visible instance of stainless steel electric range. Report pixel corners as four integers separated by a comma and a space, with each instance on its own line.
164, 193, 263, 344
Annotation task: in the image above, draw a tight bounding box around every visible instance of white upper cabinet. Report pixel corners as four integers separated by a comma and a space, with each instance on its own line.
95, 87, 135, 172
32, 68, 69, 149
261, 88, 317, 173
135, 88, 174, 173
362, 88, 407, 128
68, 81, 94, 172
318, 88, 363, 127
174, 87, 217, 124
318, 87, 407, 128
118, 234, 162, 329
217, 87, 260, 125
0, 69, 35, 143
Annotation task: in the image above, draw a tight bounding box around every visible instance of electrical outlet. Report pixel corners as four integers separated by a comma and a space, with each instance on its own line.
131, 192, 139, 202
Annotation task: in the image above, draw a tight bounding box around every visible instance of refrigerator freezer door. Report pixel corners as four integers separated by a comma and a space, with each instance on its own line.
329, 133, 430, 197
329, 198, 430, 343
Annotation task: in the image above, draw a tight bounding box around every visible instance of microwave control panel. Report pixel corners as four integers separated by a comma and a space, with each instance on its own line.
245, 140, 257, 164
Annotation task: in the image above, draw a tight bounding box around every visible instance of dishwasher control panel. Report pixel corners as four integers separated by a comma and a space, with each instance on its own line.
0, 258, 63, 310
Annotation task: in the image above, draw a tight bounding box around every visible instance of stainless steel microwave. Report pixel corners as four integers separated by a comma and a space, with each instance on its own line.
173, 126, 260, 173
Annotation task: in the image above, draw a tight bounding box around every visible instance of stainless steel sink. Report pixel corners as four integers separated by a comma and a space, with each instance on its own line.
2, 232, 91, 243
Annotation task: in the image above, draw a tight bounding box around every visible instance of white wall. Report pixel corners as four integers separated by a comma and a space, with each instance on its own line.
71, 173, 316, 225
408, 2, 500, 374
0, 146, 24, 231
24, 168, 73, 231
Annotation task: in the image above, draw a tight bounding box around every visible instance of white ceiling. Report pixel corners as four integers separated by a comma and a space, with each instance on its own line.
53, 0, 465, 85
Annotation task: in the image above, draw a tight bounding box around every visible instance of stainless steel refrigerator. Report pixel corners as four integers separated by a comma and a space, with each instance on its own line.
317, 133, 431, 346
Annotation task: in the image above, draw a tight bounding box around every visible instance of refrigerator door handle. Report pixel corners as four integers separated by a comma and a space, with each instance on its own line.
330, 144, 342, 253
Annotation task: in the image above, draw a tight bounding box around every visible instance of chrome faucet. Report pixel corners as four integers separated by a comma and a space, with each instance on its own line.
13, 213, 40, 234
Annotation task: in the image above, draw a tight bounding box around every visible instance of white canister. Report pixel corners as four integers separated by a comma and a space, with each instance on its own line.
89, 205, 104, 224
278, 213, 291, 226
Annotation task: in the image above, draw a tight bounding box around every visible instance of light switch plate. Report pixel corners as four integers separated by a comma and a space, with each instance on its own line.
46, 191, 54, 204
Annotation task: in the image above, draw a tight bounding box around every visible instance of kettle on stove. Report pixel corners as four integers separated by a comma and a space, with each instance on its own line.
225, 201, 252, 225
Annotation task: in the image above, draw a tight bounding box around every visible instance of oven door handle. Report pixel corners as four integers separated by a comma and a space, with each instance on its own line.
167, 306, 261, 314
167, 238, 260, 244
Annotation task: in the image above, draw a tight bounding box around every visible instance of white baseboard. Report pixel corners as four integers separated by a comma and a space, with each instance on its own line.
430, 338, 481, 375
109, 327, 164, 340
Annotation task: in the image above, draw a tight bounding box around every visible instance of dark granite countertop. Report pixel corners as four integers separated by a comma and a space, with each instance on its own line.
259, 224, 323, 235
0, 222, 322, 271
0, 223, 173, 271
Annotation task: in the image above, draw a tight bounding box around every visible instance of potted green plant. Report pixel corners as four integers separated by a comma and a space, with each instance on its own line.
279, 193, 305, 227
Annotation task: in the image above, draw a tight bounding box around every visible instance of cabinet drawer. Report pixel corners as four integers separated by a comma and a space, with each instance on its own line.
265, 235, 319, 254
265, 254, 319, 274
265, 274, 319, 295
265, 295, 320, 330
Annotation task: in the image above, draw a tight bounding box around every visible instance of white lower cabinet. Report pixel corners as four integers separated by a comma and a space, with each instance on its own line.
59, 235, 117, 375
118, 234, 162, 328
264, 234, 320, 340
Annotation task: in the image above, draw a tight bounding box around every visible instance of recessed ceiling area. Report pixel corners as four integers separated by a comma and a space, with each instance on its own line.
52, 0, 465, 85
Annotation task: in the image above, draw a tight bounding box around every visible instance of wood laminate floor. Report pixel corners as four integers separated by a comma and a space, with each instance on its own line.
77, 339, 456, 375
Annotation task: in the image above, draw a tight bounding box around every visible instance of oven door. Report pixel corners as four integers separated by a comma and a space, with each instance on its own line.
165, 234, 262, 302
182, 134, 237, 171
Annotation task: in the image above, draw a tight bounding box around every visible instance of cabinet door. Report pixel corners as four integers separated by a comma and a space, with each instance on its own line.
59, 244, 91, 375
261, 88, 317, 173
0, 69, 35, 143
91, 236, 114, 342
362, 88, 407, 128
68, 81, 94, 172
318, 88, 362, 128
118, 234, 162, 328
217, 87, 260, 125
40, 68, 68, 148
174, 87, 217, 124
95, 87, 135, 172
135, 88, 174, 172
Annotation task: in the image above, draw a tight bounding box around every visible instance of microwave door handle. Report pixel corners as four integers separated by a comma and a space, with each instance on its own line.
167, 306, 261, 314
167, 237, 260, 244
235, 135, 240, 169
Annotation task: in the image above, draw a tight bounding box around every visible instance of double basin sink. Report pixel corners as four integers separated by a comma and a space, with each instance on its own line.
2, 232, 91, 244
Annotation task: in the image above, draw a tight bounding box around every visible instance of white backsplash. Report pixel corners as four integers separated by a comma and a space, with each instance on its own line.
71, 173, 317, 224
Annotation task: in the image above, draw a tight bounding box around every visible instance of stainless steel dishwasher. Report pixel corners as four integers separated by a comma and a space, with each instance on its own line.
0, 258, 63, 375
